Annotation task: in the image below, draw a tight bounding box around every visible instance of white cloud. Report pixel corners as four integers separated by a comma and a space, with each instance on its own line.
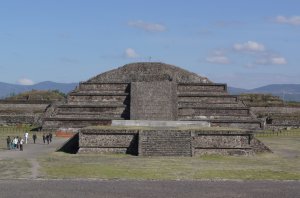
17, 78, 34, 85
125, 48, 139, 58
206, 56, 230, 64
270, 57, 287, 65
233, 41, 265, 52
206, 50, 230, 64
128, 20, 166, 32
275, 15, 300, 26
256, 56, 287, 65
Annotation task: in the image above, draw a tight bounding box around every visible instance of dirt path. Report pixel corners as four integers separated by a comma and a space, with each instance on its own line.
0, 137, 67, 178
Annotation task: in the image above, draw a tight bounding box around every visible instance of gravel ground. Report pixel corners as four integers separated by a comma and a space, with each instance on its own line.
0, 137, 67, 178
0, 180, 299, 198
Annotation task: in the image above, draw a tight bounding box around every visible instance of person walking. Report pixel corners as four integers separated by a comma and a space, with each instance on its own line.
6, 136, 11, 150
32, 133, 37, 144
42, 133, 46, 144
49, 132, 52, 143
10, 138, 14, 150
17, 137, 21, 149
46, 134, 50, 144
19, 138, 24, 151
13, 137, 18, 149
24, 132, 29, 144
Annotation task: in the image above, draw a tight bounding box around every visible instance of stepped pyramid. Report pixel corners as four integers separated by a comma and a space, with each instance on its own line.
42, 62, 262, 130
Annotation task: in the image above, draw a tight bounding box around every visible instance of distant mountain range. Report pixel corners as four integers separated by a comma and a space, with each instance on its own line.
1, 81, 300, 102
228, 84, 300, 102
0, 81, 78, 99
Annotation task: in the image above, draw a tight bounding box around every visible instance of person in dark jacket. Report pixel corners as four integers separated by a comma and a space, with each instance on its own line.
6, 136, 11, 150
32, 133, 37, 144
42, 133, 46, 144
46, 133, 50, 144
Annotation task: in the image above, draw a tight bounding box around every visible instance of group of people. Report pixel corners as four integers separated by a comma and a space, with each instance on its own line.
42, 133, 53, 144
6, 136, 24, 151
6, 131, 53, 151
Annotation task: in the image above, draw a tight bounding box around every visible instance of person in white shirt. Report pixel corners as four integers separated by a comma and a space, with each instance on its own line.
25, 132, 29, 144
19, 138, 24, 151
13, 137, 18, 149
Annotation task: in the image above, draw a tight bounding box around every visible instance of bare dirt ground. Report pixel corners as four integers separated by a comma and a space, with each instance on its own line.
0, 137, 67, 179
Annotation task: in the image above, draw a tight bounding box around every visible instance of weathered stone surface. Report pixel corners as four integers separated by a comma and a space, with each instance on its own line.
112, 120, 210, 127
79, 128, 138, 155
87, 62, 211, 83
42, 62, 261, 131
130, 81, 177, 120
0, 100, 51, 125
78, 127, 270, 156
139, 130, 192, 156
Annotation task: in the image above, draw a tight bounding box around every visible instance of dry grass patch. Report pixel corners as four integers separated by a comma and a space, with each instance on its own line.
39, 134, 300, 180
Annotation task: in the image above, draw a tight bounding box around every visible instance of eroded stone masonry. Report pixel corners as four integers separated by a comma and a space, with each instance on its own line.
43, 62, 270, 156
43, 62, 262, 130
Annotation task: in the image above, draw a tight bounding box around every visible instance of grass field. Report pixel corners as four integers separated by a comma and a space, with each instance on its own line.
0, 159, 31, 179
1, 126, 300, 180
39, 130, 300, 180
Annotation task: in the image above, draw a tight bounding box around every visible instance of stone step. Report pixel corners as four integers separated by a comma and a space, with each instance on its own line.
210, 120, 262, 130
44, 117, 122, 121
59, 104, 127, 108
178, 107, 250, 116
67, 101, 128, 106
42, 119, 114, 130
178, 95, 238, 103
139, 130, 192, 156
179, 115, 255, 121
68, 93, 130, 104
178, 92, 228, 96
69, 92, 129, 96
178, 118, 262, 130
57, 106, 128, 114
55, 114, 127, 119
177, 83, 227, 93
178, 102, 243, 108
57, 105, 127, 113
78, 83, 129, 92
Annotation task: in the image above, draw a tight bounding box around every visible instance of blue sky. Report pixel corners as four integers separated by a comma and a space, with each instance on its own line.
0, 0, 299, 88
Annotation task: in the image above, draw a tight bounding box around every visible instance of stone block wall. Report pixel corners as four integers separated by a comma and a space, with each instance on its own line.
78, 127, 268, 156
130, 81, 177, 120
192, 131, 252, 156
0, 100, 51, 125
79, 128, 138, 155
139, 130, 192, 156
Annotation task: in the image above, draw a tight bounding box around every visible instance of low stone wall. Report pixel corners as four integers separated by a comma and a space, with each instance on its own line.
78, 127, 269, 156
79, 128, 138, 155
192, 131, 253, 156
